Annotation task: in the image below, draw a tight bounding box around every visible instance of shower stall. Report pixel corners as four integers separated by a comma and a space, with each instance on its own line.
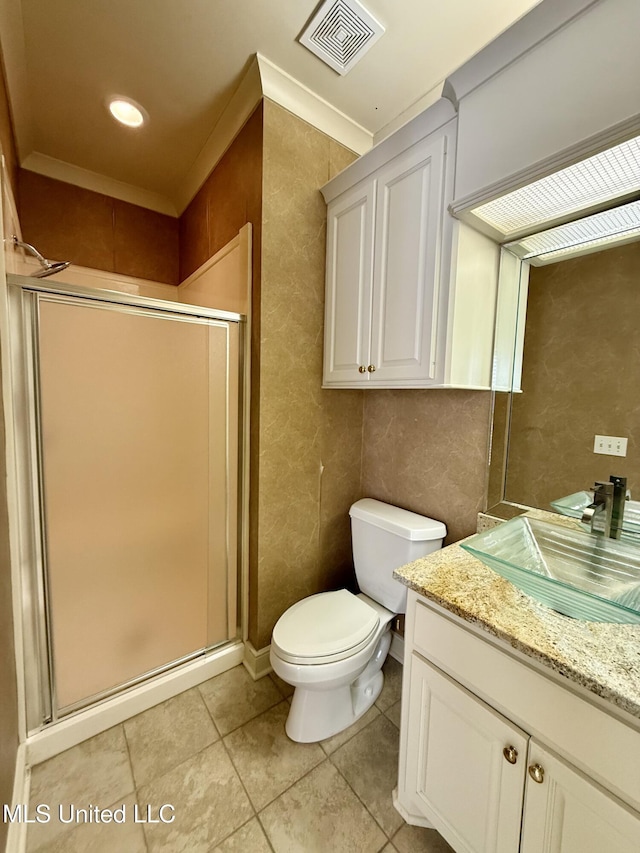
6, 274, 244, 732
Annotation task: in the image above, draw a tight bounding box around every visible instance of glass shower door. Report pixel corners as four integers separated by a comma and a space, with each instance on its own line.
34, 295, 239, 714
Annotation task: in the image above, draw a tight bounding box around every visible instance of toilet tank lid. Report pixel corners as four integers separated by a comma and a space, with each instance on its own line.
349, 498, 447, 541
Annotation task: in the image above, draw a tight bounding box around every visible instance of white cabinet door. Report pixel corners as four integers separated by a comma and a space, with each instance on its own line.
521, 741, 640, 853
406, 654, 528, 853
369, 135, 447, 383
323, 179, 376, 384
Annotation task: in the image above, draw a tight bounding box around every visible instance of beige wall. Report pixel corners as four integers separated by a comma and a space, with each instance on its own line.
506, 241, 640, 509
361, 390, 492, 546
252, 102, 493, 645
252, 100, 362, 648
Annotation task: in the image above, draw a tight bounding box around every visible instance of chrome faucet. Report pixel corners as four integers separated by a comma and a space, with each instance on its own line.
609, 475, 628, 540
582, 481, 614, 536
581, 476, 628, 539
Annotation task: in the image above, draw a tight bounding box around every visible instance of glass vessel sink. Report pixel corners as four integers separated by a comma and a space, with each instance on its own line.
461, 517, 640, 623
551, 491, 640, 542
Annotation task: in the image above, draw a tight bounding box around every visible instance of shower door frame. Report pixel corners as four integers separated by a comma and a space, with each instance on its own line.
6, 274, 247, 734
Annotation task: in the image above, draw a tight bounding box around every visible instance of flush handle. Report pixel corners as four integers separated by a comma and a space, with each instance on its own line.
528, 763, 545, 784
503, 745, 518, 765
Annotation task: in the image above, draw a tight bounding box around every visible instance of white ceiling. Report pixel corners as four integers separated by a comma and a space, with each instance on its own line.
4, 0, 542, 214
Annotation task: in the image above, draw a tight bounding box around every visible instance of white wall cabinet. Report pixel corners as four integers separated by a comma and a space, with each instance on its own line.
397, 591, 640, 853
321, 102, 499, 390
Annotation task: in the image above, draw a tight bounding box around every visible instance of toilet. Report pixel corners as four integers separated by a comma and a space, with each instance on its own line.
270, 498, 446, 743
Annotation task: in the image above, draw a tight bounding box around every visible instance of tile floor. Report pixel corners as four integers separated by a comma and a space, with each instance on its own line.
26, 657, 454, 852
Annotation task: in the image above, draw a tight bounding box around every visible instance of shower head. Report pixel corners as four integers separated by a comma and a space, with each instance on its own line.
12, 235, 70, 278
31, 260, 71, 278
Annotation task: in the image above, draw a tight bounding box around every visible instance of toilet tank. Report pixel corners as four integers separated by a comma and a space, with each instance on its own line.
349, 499, 446, 614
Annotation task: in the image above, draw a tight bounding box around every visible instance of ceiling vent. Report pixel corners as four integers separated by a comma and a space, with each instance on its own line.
299, 0, 385, 76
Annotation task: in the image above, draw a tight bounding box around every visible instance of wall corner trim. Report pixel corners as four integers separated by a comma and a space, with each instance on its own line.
243, 641, 272, 681
256, 54, 373, 157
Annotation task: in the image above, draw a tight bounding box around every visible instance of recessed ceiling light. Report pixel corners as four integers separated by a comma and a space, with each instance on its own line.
108, 98, 146, 128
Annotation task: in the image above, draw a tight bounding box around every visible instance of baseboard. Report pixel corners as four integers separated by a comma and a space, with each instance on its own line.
5, 743, 29, 853
243, 641, 272, 680
26, 641, 244, 767
389, 630, 405, 664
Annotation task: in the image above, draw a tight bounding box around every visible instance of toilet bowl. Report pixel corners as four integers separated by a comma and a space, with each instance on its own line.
270, 499, 446, 743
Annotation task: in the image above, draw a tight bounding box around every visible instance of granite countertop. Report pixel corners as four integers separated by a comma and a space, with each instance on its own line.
393, 512, 640, 721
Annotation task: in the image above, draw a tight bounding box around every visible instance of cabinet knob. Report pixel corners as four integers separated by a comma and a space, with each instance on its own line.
528, 764, 545, 784
367, 364, 376, 373
502, 746, 518, 765
358, 365, 367, 374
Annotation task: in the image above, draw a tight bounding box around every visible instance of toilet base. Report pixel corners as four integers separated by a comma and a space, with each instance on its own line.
284, 630, 391, 743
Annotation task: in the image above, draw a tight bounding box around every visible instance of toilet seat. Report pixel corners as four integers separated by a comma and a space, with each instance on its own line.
272, 589, 380, 665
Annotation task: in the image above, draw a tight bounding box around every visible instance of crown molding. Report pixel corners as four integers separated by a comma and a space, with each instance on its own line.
373, 81, 449, 146
176, 54, 373, 214
256, 53, 372, 156
445, 0, 599, 105
9, 49, 373, 217
21, 152, 178, 216
174, 57, 263, 214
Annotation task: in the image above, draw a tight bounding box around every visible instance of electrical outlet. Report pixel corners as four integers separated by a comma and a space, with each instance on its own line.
593, 435, 628, 457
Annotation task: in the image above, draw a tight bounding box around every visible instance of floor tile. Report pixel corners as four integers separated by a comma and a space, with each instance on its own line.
137, 740, 253, 852
320, 704, 380, 755
27, 726, 135, 851
28, 794, 146, 853
223, 702, 324, 810
392, 823, 455, 852
124, 687, 219, 786
384, 699, 402, 729
260, 760, 387, 853
376, 656, 403, 713
331, 714, 403, 837
212, 817, 272, 852
199, 665, 282, 735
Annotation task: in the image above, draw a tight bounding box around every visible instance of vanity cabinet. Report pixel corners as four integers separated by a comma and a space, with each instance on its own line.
520, 742, 640, 853
406, 655, 527, 852
321, 101, 499, 390
397, 591, 640, 853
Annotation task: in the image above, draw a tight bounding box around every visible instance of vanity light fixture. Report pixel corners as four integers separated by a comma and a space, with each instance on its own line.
505, 198, 640, 266
470, 135, 640, 239
108, 97, 146, 128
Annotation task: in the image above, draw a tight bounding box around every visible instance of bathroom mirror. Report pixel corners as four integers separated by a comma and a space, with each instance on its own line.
487, 233, 640, 519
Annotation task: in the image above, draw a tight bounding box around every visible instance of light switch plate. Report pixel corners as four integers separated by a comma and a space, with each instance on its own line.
594, 434, 628, 457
